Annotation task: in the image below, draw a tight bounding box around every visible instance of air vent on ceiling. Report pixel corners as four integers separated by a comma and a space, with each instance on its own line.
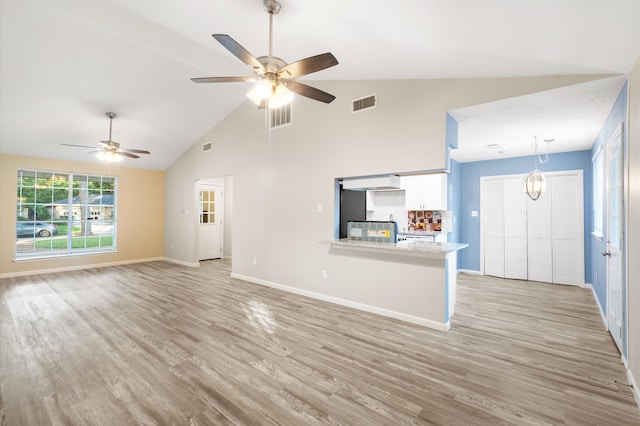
270, 103, 292, 129
352, 94, 376, 113
202, 141, 212, 152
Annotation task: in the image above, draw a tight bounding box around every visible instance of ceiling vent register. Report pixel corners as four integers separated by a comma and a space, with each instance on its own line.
270, 103, 292, 128
352, 94, 376, 113
202, 142, 212, 152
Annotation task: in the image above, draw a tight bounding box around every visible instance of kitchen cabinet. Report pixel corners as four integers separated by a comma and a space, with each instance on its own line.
404, 174, 447, 210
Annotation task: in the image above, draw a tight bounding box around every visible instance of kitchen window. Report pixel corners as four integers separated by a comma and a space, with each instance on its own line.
15, 168, 117, 259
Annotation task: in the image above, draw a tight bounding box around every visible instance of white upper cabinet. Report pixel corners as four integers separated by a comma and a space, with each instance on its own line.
403, 174, 447, 210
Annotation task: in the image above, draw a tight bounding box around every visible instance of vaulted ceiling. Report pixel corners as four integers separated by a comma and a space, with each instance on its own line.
1, 0, 638, 169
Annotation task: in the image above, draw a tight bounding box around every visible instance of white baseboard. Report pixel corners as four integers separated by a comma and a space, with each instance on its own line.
627, 363, 640, 411
0, 256, 165, 279
583, 282, 607, 328
230, 273, 449, 332
163, 257, 200, 268
458, 269, 481, 275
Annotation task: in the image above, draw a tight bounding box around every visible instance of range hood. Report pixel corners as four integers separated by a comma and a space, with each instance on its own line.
342, 175, 402, 191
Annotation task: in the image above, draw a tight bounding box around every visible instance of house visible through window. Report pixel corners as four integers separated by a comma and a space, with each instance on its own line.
16, 169, 117, 259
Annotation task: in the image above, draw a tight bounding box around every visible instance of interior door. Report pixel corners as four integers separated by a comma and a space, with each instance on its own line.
551, 174, 584, 285
199, 184, 223, 260
503, 177, 528, 279
527, 179, 553, 283
606, 130, 624, 352
483, 179, 505, 277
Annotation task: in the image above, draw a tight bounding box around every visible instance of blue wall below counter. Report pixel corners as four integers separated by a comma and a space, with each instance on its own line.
452, 151, 593, 284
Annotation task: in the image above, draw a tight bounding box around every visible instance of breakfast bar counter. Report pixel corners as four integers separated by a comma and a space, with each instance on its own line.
328, 239, 468, 331
330, 239, 468, 259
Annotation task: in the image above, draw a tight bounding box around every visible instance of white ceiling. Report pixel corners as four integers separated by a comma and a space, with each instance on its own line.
1, 0, 639, 170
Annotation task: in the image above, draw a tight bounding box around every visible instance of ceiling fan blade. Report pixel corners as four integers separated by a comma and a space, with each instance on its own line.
280, 80, 336, 104
191, 76, 256, 83
61, 143, 97, 149
278, 53, 339, 79
213, 34, 265, 71
119, 151, 140, 159
124, 149, 150, 154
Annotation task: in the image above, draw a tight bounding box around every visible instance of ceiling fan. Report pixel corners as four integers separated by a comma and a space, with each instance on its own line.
191, 0, 338, 108
62, 112, 150, 162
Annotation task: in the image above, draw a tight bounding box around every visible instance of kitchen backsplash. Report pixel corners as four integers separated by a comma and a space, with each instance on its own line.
408, 210, 443, 232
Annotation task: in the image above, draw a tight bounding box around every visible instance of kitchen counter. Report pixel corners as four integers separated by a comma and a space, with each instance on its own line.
331, 239, 468, 259
328, 239, 468, 331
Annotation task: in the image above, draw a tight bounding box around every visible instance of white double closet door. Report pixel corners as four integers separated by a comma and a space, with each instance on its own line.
482, 170, 584, 285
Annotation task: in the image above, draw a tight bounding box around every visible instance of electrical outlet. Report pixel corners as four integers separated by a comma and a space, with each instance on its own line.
317, 204, 323, 213
322, 270, 327, 279
252, 257, 257, 266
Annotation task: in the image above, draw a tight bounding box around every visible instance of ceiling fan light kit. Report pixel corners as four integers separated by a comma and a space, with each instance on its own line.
191, 0, 338, 108
60, 112, 150, 162
96, 149, 124, 163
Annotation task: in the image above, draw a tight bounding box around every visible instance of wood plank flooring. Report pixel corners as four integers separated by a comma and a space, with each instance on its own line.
1, 260, 638, 425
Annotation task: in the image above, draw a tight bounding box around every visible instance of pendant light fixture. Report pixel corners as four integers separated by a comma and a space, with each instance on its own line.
524, 136, 553, 201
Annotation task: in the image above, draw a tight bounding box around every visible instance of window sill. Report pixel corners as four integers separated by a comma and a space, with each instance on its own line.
14, 250, 117, 263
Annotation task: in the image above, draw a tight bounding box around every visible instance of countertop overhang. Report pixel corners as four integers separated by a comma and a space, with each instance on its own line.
330, 239, 468, 259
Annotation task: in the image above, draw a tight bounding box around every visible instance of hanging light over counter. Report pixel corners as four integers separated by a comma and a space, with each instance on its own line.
524, 137, 553, 201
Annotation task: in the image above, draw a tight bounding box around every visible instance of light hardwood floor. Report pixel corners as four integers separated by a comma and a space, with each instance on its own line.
1, 259, 639, 425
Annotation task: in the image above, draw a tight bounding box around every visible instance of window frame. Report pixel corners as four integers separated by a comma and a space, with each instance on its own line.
15, 168, 118, 260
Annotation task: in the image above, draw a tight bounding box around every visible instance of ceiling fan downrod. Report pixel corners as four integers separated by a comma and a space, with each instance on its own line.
105, 112, 117, 141
264, 0, 280, 57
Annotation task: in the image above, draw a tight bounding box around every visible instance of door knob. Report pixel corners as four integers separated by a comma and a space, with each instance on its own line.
602, 251, 611, 257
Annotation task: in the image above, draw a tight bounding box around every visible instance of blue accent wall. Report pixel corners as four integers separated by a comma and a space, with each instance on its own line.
456, 151, 593, 284
449, 160, 462, 247
588, 81, 628, 355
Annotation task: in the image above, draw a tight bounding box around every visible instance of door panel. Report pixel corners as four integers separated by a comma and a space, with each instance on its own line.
503, 177, 528, 279
483, 179, 504, 277
505, 237, 528, 279
527, 238, 553, 283
607, 129, 623, 352
199, 184, 223, 260
551, 175, 584, 285
527, 179, 552, 283
553, 239, 581, 285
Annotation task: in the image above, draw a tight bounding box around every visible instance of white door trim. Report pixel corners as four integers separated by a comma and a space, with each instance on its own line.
605, 123, 625, 353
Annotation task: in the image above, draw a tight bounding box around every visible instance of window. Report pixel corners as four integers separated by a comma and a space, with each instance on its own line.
592, 148, 603, 237
16, 169, 117, 259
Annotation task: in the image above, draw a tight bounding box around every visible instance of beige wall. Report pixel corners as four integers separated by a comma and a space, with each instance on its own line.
0, 154, 165, 276
627, 56, 640, 401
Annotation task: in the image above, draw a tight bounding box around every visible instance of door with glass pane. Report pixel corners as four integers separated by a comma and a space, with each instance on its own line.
606, 126, 624, 352
199, 184, 223, 260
